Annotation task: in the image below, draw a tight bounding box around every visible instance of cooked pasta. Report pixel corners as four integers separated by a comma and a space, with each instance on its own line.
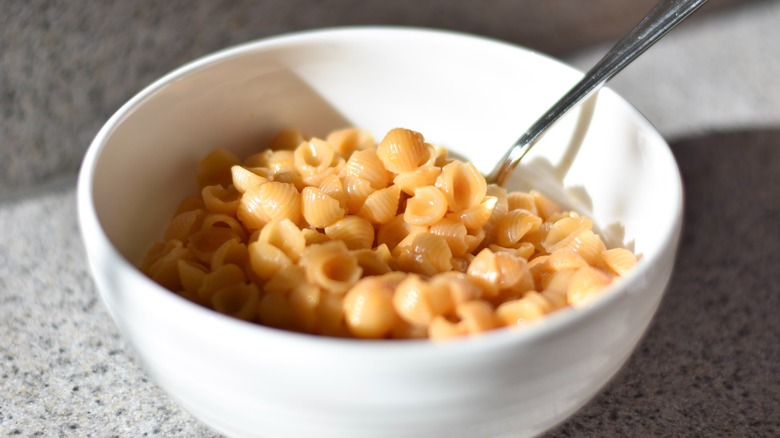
404, 186, 448, 226
358, 185, 401, 225
302, 186, 345, 228
201, 184, 241, 215
142, 127, 639, 340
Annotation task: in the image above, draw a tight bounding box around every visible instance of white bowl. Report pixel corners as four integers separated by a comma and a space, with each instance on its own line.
78, 27, 683, 437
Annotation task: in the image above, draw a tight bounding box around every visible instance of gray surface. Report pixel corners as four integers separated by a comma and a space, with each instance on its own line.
2, 0, 780, 436
0, 185, 216, 437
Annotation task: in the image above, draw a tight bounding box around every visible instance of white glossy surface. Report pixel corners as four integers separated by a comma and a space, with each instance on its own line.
78, 27, 683, 437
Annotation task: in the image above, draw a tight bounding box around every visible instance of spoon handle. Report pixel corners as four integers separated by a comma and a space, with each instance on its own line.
487, 0, 710, 186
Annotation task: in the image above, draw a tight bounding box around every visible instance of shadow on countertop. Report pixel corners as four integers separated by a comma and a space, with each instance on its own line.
547, 129, 780, 437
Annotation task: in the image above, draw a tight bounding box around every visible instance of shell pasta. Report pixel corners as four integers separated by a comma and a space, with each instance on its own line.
142, 127, 638, 340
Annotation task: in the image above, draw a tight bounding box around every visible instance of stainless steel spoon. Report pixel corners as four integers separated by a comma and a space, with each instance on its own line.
487, 0, 710, 186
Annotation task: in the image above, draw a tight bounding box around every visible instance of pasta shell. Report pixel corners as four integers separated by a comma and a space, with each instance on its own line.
257, 219, 306, 263
147, 240, 193, 291
566, 266, 612, 306
343, 274, 402, 339
450, 255, 471, 273
316, 291, 350, 337
532, 190, 563, 221
237, 187, 271, 230
301, 166, 339, 188
466, 248, 500, 297
393, 274, 453, 327
294, 138, 335, 176
393, 165, 441, 196
302, 186, 346, 228
456, 195, 498, 232
404, 186, 448, 226
541, 288, 568, 311
394, 232, 452, 276
197, 263, 246, 303
543, 269, 576, 295
318, 173, 346, 208
351, 247, 392, 276
272, 170, 305, 192
542, 216, 593, 253
436, 272, 482, 305
212, 282, 260, 321
324, 215, 375, 250
302, 241, 363, 294
457, 300, 497, 334
201, 184, 241, 215
265, 150, 297, 175
302, 228, 331, 246
435, 161, 487, 213
163, 208, 206, 242
231, 165, 268, 193
507, 191, 538, 214
359, 184, 401, 225
485, 184, 508, 215
177, 259, 209, 296
429, 218, 469, 257
343, 149, 391, 189
566, 230, 606, 266
289, 283, 322, 333
429, 300, 495, 339
496, 209, 543, 247
247, 240, 293, 280
264, 265, 306, 294
376, 214, 427, 251
493, 251, 534, 294
489, 241, 535, 260
429, 315, 468, 340
393, 274, 433, 327
201, 214, 247, 241
343, 176, 376, 215
602, 247, 638, 276
188, 227, 242, 264
527, 255, 550, 289
495, 291, 552, 326
210, 239, 249, 272
240, 181, 302, 227
376, 128, 428, 173
464, 227, 486, 254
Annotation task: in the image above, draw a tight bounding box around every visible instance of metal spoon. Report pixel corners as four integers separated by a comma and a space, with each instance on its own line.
487, 0, 710, 186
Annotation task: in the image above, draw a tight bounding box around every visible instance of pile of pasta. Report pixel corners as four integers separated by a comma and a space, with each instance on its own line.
141, 127, 637, 340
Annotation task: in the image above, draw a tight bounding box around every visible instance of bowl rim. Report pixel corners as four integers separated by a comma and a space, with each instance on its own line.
77, 25, 684, 356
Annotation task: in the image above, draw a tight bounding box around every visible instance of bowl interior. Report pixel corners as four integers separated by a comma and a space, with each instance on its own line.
87, 28, 680, 269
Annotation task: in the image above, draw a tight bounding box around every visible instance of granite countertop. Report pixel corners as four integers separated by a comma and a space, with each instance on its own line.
2, 1, 779, 436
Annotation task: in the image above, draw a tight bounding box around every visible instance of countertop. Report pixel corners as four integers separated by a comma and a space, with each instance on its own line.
2, 1, 779, 436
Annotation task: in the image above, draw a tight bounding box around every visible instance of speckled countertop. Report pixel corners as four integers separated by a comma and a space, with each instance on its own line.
2, 1, 779, 437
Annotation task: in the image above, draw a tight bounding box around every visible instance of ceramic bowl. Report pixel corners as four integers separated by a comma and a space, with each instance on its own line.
78, 27, 683, 437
